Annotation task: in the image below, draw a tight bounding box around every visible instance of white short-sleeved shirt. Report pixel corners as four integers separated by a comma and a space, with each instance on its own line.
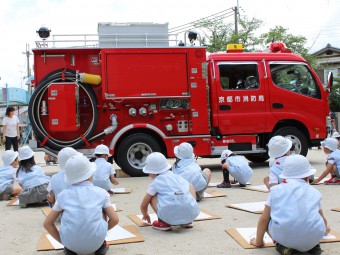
47, 170, 71, 199
93, 158, 116, 191
17, 165, 50, 189
0, 165, 16, 192
267, 179, 325, 252
147, 171, 200, 225
53, 181, 111, 254
226, 156, 253, 184
2, 116, 19, 137
268, 156, 288, 185
172, 159, 207, 192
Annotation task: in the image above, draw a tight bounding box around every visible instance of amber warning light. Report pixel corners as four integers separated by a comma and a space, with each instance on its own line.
226, 44, 243, 53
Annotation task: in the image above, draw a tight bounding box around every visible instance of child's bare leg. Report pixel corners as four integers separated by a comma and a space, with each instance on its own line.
150, 195, 158, 214
203, 168, 212, 183
12, 187, 22, 197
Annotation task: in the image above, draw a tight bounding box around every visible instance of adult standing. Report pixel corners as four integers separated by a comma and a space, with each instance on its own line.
2, 106, 20, 151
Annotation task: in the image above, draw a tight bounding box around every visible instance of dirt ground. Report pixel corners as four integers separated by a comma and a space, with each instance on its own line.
0, 148, 339, 255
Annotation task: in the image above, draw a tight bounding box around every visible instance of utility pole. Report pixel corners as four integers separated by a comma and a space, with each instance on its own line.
22, 44, 32, 94
232, 0, 239, 43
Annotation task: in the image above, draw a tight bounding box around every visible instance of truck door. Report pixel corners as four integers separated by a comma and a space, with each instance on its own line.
214, 62, 267, 135
267, 61, 325, 139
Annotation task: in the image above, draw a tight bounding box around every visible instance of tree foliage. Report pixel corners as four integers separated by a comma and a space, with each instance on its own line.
192, 14, 313, 63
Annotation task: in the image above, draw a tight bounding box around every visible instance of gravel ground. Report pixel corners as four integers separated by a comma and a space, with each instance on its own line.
0, 148, 339, 255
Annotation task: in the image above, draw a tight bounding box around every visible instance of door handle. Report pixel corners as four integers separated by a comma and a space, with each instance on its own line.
219, 105, 231, 110
272, 103, 283, 109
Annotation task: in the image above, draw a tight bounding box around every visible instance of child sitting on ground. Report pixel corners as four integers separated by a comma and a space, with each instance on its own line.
263, 136, 292, 189
44, 154, 119, 255
312, 137, 340, 185
17, 146, 50, 208
217, 150, 253, 188
140, 152, 200, 231
250, 155, 330, 255
0, 150, 22, 200
93, 144, 119, 194
172, 142, 211, 201
47, 147, 79, 206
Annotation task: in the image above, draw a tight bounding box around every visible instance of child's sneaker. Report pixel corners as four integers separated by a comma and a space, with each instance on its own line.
239, 183, 246, 187
19, 202, 27, 208
64, 247, 77, 255
217, 182, 231, 188
307, 244, 322, 255
180, 222, 193, 229
152, 219, 172, 231
324, 176, 340, 185
95, 240, 109, 255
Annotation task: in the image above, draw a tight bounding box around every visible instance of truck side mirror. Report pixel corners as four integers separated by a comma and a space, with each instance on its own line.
327, 72, 333, 92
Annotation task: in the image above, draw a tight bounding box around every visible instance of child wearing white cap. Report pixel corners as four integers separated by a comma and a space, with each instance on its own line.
0, 150, 22, 200
263, 136, 292, 189
17, 146, 50, 208
44, 154, 119, 255
47, 147, 79, 206
93, 144, 119, 194
172, 142, 211, 201
217, 150, 253, 188
312, 137, 340, 185
331, 131, 340, 149
140, 152, 200, 231
250, 155, 330, 254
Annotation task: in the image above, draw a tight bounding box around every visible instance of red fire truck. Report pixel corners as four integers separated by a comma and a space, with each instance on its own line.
29, 29, 331, 176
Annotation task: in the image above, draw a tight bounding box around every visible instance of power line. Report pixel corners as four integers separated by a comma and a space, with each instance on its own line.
169, 8, 233, 33
169, 12, 234, 34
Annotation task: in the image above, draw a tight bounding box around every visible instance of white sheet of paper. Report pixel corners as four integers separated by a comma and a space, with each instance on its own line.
12, 199, 19, 206
208, 182, 220, 187
137, 213, 158, 224
111, 188, 126, 193
111, 204, 117, 211
195, 211, 212, 220
247, 185, 269, 192
46, 234, 64, 249
203, 192, 213, 198
322, 234, 336, 240
105, 225, 136, 242
236, 228, 273, 244
230, 201, 266, 212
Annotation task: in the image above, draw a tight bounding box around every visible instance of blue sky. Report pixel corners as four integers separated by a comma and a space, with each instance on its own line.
0, 0, 339, 88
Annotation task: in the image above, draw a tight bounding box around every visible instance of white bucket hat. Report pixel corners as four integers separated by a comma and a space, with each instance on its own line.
65, 154, 95, 185
142, 152, 171, 174
331, 131, 340, 138
174, 142, 194, 159
94, 144, 112, 156
320, 137, 338, 152
280, 155, 315, 179
2, 150, 19, 166
18, 146, 35, 161
220, 150, 233, 163
58, 147, 81, 169
268, 136, 292, 158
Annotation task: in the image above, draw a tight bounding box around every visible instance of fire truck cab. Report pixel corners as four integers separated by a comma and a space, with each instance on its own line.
29, 26, 330, 176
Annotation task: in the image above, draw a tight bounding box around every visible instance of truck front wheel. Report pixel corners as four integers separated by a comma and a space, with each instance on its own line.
116, 133, 161, 177
272, 127, 308, 156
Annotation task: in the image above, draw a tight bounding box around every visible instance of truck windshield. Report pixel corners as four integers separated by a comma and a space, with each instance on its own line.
270, 63, 321, 99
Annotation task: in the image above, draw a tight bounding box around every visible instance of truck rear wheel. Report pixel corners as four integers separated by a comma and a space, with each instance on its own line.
116, 133, 161, 177
272, 127, 308, 156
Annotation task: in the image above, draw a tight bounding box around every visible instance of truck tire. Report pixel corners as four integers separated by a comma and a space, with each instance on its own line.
116, 133, 162, 177
245, 154, 269, 163
272, 127, 308, 156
